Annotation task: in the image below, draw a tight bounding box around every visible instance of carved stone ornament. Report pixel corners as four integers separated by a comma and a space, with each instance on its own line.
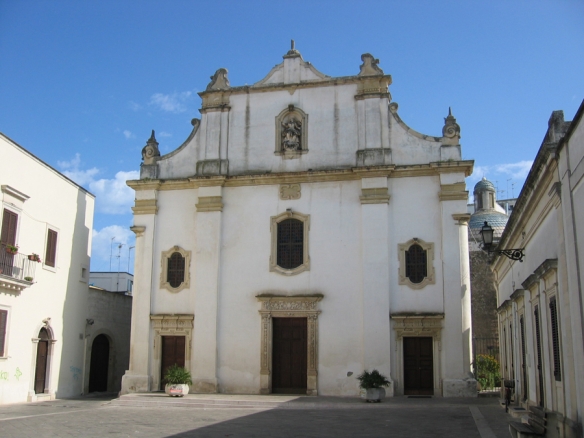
358, 53, 384, 76
279, 184, 301, 200
206, 68, 230, 91
275, 105, 308, 158
442, 108, 461, 146
141, 130, 161, 165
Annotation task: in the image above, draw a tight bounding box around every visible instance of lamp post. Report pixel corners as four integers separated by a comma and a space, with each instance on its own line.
480, 221, 525, 262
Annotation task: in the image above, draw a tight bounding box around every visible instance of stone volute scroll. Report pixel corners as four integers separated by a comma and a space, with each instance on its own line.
206, 68, 230, 91
358, 53, 384, 76
275, 105, 308, 159
442, 108, 461, 146
141, 130, 161, 165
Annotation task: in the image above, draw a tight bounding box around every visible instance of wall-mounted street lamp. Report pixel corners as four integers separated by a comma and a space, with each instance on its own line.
480, 221, 525, 262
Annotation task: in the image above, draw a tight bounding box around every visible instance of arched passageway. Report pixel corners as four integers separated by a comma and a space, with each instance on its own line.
89, 334, 110, 392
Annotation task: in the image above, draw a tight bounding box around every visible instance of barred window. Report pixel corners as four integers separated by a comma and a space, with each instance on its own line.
167, 252, 185, 288
277, 219, 304, 269
405, 244, 427, 284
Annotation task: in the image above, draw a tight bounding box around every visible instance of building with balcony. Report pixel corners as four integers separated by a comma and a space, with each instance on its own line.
0, 133, 94, 404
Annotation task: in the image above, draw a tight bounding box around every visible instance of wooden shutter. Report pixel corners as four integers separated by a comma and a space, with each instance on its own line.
45, 229, 58, 267
534, 305, 544, 406
0, 310, 7, 357
549, 297, 561, 381
1, 209, 18, 245
520, 316, 527, 400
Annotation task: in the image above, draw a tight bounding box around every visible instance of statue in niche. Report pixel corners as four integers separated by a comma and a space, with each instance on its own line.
281, 117, 302, 151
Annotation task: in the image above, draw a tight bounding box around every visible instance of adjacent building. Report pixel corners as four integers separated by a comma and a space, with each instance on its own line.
493, 100, 584, 437
122, 47, 477, 397
0, 133, 95, 404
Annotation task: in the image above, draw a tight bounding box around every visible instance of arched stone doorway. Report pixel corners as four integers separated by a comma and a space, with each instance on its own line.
89, 334, 110, 392
34, 328, 50, 394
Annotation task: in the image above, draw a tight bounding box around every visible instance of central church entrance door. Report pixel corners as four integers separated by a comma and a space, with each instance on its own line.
160, 336, 185, 390
272, 318, 307, 394
403, 337, 434, 395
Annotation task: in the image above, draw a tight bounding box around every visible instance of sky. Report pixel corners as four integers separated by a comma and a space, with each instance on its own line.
1, 0, 582, 273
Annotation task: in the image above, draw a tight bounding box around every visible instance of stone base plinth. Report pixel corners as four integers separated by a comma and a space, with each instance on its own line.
192, 378, 218, 393
120, 373, 151, 395
442, 378, 477, 397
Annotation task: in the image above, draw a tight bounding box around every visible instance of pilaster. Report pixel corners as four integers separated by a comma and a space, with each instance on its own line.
192, 185, 223, 392
360, 177, 393, 394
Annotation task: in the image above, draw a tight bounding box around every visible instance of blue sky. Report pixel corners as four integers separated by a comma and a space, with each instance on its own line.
1, 1, 582, 272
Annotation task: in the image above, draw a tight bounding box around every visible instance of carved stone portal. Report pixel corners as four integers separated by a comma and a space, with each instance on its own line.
256, 295, 322, 395
275, 105, 308, 159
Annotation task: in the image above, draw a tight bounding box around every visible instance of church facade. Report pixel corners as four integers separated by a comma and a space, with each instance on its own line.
122, 46, 476, 397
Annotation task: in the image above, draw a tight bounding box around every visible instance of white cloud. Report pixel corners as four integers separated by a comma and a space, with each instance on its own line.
158, 131, 172, 137
123, 130, 135, 139
91, 225, 135, 271
149, 91, 192, 113
58, 154, 139, 215
493, 160, 533, 180
128, 101, 142, 111
467, 160, 534, 200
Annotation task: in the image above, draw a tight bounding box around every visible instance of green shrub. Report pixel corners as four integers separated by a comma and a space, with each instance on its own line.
356, 369, 391, 389
474, 354, 501, 390
163, 364, 192, 385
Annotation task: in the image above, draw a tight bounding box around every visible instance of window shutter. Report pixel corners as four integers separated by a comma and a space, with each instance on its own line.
534, 306, 544, 406
1, 209, 18, 245
45, 229, 58, 267
0, 310, 7, 357
520, 316, 527, 400
549, 297, 561, 381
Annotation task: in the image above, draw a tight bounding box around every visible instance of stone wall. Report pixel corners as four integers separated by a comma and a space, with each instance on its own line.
469, 251, 498, 340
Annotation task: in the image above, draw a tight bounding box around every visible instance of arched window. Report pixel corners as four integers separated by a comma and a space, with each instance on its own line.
160, 246, 191, 292
405, 244, 427, 284
167, 252, 185, 288
398, 238, 435, 289
270, 211, 310, 275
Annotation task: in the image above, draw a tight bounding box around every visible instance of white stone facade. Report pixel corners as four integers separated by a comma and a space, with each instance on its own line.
493, 101, 584, 437
122, 49, 476, 397
0, 133, 94, 404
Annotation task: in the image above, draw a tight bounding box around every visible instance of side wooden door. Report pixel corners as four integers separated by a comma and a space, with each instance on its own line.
272, 318, 307, 394
403, 337, 434, 395
34, 329, 49, 394
160, 336, 185, 390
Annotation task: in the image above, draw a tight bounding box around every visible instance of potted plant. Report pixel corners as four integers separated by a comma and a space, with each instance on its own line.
163, 364, 192, 397
356, 369, 391, 403
5, 244, 18, 255
28, 253, 41, 263
24, 276, 33, 282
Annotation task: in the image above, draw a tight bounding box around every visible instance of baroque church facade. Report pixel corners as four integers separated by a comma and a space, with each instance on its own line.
121, 46, 477, 397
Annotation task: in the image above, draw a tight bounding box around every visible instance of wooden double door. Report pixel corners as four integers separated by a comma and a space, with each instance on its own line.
160, 336, 185, 390
403, 337, 434, 395
272, 318, 307, 394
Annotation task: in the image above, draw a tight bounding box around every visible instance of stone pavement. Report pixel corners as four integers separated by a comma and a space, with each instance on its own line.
0, 393, 513, 437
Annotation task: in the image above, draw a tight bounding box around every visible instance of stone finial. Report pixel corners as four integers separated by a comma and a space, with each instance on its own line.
442, 107, 461, 145
141, 130, 161, 165
358, 53, 384, 76
206, 68, 230, 91
284, 39, 301, 58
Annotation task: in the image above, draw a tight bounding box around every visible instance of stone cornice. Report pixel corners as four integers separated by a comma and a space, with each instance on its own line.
439, 182, 468, 201
132, 199, 158, 215
196, 196, 223, 212
126, 161, 474, 192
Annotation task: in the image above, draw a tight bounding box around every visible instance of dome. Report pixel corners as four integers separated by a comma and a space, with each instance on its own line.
474, 178, 495, 193
469, 210, 509, 243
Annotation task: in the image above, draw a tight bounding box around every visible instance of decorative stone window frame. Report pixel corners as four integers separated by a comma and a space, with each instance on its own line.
270, 211, 310, 276
391, 314, 443, 396
150, 314, 194, 391
256, 295, 322, 395
160, 246, 191, 293
275, 105, 308, 159
398, 238, 435, 289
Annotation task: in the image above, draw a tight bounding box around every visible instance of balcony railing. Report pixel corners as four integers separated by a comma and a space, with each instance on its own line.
0, 244, 37, 282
